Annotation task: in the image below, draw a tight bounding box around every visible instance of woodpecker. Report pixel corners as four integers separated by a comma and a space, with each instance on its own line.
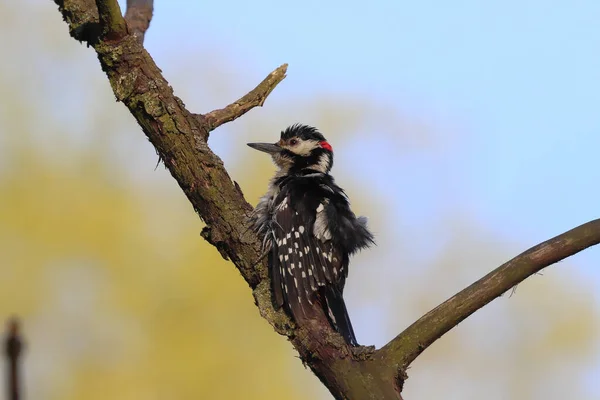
248, 124, 374, 346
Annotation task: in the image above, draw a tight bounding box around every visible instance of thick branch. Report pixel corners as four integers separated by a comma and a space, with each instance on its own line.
124, 0, 153, 42
95, 0, 127, 39
378, 218, 600, 372
202, 64, 288, 132
53, 2, 396, 399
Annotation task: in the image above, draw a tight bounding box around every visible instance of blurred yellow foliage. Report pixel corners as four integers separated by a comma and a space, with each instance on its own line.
0, 146, 319, 399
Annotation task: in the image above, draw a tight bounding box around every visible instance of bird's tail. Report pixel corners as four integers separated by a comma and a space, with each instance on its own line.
320, 285, 358, 346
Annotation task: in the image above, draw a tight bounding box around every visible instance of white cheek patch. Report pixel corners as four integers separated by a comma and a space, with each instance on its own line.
287, 139, 320, 156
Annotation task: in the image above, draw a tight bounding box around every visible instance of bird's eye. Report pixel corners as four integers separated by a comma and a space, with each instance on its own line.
289, 139, 298, 146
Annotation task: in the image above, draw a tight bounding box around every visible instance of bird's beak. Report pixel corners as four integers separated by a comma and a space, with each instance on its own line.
247, 142, 282, 154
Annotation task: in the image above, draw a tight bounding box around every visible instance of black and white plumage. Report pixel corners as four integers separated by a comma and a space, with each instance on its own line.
248, 124, 374, 346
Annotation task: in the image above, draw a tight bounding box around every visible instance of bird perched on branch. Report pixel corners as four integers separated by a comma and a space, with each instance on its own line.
248, 124, 374, 345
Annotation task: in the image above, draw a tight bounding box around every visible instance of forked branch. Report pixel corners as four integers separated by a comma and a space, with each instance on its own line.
53, 1, 375, 399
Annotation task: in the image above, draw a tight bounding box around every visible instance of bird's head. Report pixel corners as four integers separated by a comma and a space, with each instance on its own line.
247, 124, 334, 174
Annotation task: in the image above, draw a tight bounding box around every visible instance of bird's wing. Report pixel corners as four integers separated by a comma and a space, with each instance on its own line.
271, 194, 344, 318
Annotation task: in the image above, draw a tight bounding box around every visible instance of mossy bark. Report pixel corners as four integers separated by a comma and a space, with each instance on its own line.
52, 2, 600, 399
52, 1, 407, 398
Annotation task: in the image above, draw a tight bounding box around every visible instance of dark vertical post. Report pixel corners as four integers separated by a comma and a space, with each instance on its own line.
4, 318, 22, 400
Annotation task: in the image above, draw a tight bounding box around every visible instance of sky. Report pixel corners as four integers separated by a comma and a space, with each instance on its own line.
133, 0, 600, 278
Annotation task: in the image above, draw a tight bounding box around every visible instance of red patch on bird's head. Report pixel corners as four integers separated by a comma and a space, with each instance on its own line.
320, 141, 333, 152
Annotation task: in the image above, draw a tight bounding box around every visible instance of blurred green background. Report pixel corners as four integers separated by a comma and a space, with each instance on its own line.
1, 1, 599, 399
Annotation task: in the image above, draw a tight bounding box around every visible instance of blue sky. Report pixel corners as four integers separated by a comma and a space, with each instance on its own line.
129, 0, 600, 274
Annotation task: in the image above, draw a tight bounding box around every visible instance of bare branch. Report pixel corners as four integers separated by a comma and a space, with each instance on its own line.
95, 0, 127, 39
4, 317, 23, 400
377, 218, 600, 373
124, 0, 153, 42
52, 2, 387, 398
202, 64, 288, 132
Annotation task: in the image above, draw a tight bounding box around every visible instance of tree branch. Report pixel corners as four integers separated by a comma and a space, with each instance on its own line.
124, 0, 153, 42
53, 2, 399, 399
377, 218, 600, 373
201, 64, 288, 132
95, 0, 127, 40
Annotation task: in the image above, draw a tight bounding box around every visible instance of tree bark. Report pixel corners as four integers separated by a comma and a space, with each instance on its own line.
50, 1, 600, 398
